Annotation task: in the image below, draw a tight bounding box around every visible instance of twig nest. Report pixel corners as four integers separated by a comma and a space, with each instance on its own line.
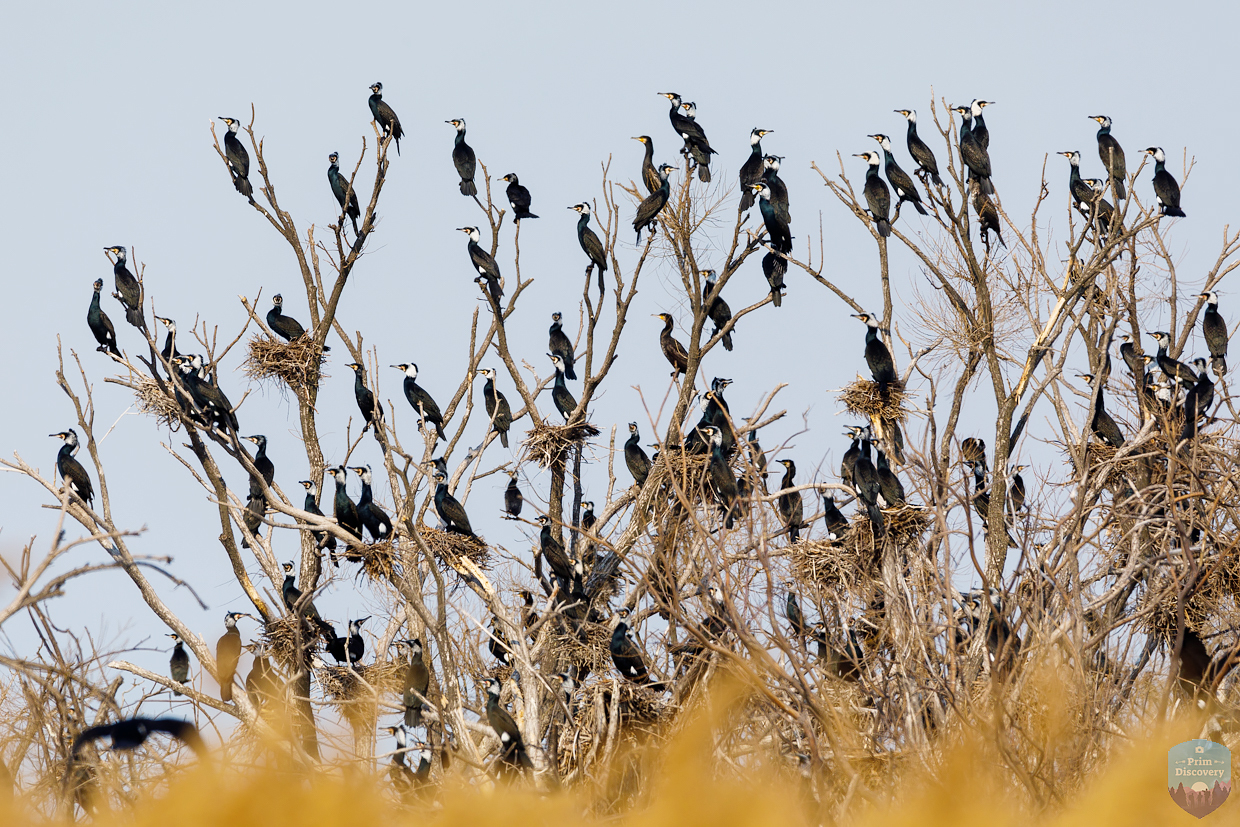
244, 335, 327, 393
577, 681, 670, 730
523, 421, 601, 468
356, 540, 398, 582
847, 505, 931, 553
840, 378, 909, 425
262, 615, 323, 669
550, 619, 613, 674
315, 660, 404, 701
416, 527, 490, 573
789, 537, 874, 593
132, 377, 184, 430
1140, 572, 1216, 646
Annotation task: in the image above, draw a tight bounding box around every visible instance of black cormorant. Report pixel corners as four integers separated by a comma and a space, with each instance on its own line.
840, 426, 862, 489
751, 181, 793, 254
746, 429, 769, 491
483, 677, 532, 775
215, 611, 245, 703
548, 312, 578, 381
329, 465, 364, 543
88, 279, 120, 357
952, 106, 993, 195
1057, 151, 1095, 208
476, 367, 512, 448
869, 135, 926, 215
536, 514, 573, 584
1143, 147, 1185, 217
961, 437, 987, 471
350, 465, 392, 542
1188, 357, 1214, 418
488, 617, 511, 664
167, 634, 190, 694
738, 128, 774, 211
345, 362, 383, 434
702, 269, 733, 351
548, 354, 578, 420
658, 92, 715, 181
446, 119, 477, 196
704, 426, 740, 528
855, 151, 892, 237
762, 251, 786, 307
1083, 179, 1120, 238
499, 173, 538, 221
634, 163, 674, 242
103, 246, 144, 328
70, 718, 205, 760
267, 293, 328, 350
970, 100, 994, 150
1117, 333, 1145, 376
569, 202, 608, 291
1090, 115, 1127, 200
972, 183, 1006, 249
392, 363, 446, 441
172, 354, 238, 432
823, 495, 849, 539
298, 480, 337, 560
458, 226, 503, 304
853, 429, 885, 538
241, 492, 264, 549
1007, 465, 1027, 516
1078, 374, 1125, 447
218, 117, 254, 202
895, 109, 942, 185
776, 459, 804, 543
1149, 331, 1198, 387
327, 152, 360, 234
396, 639, 430, 728
154, 315, 179, 362
655, 313, 689, 377
433, 470, 475, 538
51, 430, 94, 506
762, 155, 791, 224
368, 83, 403, 154
241, 434, 274, 493
876, 449, 905, 506
245, 644, 276, 708
625, 422, 651, 486
609, 607, 652, 684
633, 135, 661, 194
785, 592, 807, 639
1199, 291, 1228, 376
504, 471, 523, 518
345, 617, 369, 665
852, 312, 896, 391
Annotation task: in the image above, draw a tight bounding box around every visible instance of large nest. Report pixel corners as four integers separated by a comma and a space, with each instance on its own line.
1139, 572, 1219, 646
848, 505, 931, 552
356, 540, 398, 582
789, 536, 876, 593
131, 377, 184, 430
575, 680, 670, 733
523, 420, 602, 467
315, 660, 403, 728
839, 378, 909, 426
550, 619, 613, 674
261, 615, 322, 669
244, 335, 327, 393
416, 527, 490, 573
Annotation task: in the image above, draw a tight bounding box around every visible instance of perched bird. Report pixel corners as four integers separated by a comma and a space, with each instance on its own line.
392, 363, 446, 441
973, 183, 1006, 249
746, 429, 769, 491
329, 465, 364, 543
267, 293, 328, 350
350, 465, 393, 542
633, 163, 674, 242
298, 480, 337, 559
738, 128, 775, 212
548, 312, 578, 381
570, 202, 608, 291
215, 611, 246, 703
1199, 291, 1228, 376
970, 100, 994, 150
537, 514, 573, 584
625, 422, 651, 487
961, 437, 988, 471
345, 362, 384, 434
345, 617, 369, 665
50, 429, 94, 506
855, 151, 892, 237
548, 354, 579, 421
609, 607, 653, 684
952, 105, 993, 195
395, 639, 431, 728
327, 152, 361, 234
853, 429, 885, 539
658, 92, 715, 181
498, 173, 538, 221
174, 354, 239, 432
702, 269, 733, 351
70, 718, 205, 760
167, 634, 190, 695
1078, 374, 1125, 447
1149, 332, 1198, 387
870, 134, 926, 215
762, 155, 792, 224
218, 117, 254, 201
476, 367, 512, 448
1090, 115, 1127, 200
1144, 147, 1185, 217
633, 135, 661, 194
446, 119, 477, 196
776, 459, 804, 543
751, 181, 792, 253
840, 426, 862, 489
876, 449, 905, 506
504, 471, 523, 518
103, 246, 144, 328
1007, 465, 1028, 517
87, 279, 121, 357
433, 470, 475, 538
852, 312, 896, 391
242, 434, 274, 494
1083, 179, 1120, 238
704, 426, 740, 528
655, 313, 689, 377
241, 492, 264, 549
281, 563, 329, 632
458, 226, 503, 305
762, 251, 786, 307
244, 644, 277, 708
785, 592, 808, 639
368, 83, 403, 154
895, 109, 942, 186
822, 495, 850, 539
488, 617, 511, 664
154, 315, 180, 362
1058, 151, 1096, 208
483, 677, 532, 775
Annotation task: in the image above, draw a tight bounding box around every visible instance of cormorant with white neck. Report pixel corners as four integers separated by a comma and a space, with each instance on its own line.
327, 152, 360, 234
895, 109, 942, 185
570, 202, 608, 291
392, 363, 446, 441
738, 128, 774, 211
476, 367, 512, 448
103, 246, 144, 328
368, 83, 403, 154
869, 134, 926, 215
218, 117, 254, 202
1089, 115, 1126, 200
548, 312, 578, 380
87, 279, 120, 357
1143, 147, 1185, 217
50, 429, 94, 506
1199, 291, 1228, 375
855, 151, 892, 237
446, 118, 477, 196
349, 465, 392, 542
267, 293, 328, 350
458, 226, 502, 304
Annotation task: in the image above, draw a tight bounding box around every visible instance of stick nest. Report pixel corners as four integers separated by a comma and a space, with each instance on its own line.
1139, 569, 1220, 645
417, 527, 491, 573
245, 335, 328, 393
575, 681, 670, 733
261, 615, 322, 669
847, 505, 931, 553
356, 540, 398, 582
789, 536, 875, 592
523, 421, 602, 467
839, 378, 909, 425
131, 377, 184, 430
315, 660, 404, 701
550, 619, 613, 674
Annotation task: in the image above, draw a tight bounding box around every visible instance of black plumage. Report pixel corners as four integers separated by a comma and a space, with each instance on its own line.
970, 100, 994, 150
746, 429, 769, 492
368, 82, 403, 155
328, 465, 363, 547
548, 354, 578, 420
625, 422, 651, 487
350, 465, 392, 542
973, 183, 1006, 249
853, 431, 885, 539
633, 163, 674, 242
822, 495, 849, 539
1199, 291, 1228, 376
870, 134, 926, 215
762, 251, 786, 307
483, 677, 532, 775
87, 279, 120, 357
345, 617, 368, 665
392, 363, 446, 441
785, 592, 807, 638
173, 354, 238, 432
345, 362, 383, 434
853, 312, 896, 391
499, 173, 538, 221
548, 312, 578, 381
961, 437, 988, 471
504, 472, 523, 518
953, 105, 993, 196
267, 293, 327, 349
327, 152, 360, 234
633, 135, 661, 194
1059, 151, 1096, 208
167, 634, 190, 694
876, 449, 905, 506
738, 128, 774, 212
1144, 147, 1185, 217
609, 608, 652, 684
705, 426, 740, 529
154, 315, 179, 362
751, 181, 792, 253
659, 93, 715, 182
1150, 332, 1198, 387
703, 269, 733, 351
104, 246, 144, 328
1090, 115, 1127, 201
459, 226, 503, 305
856, 151, 892, 237
1079, 374, 1125, 448
447, 119, 477, 196
215, 612, 244, 703
298, 480, 337, 558
570, 202, 608, 291
762, 155, 791, 224
537, 514, 573, 584
1007, 465, 1027, 517
840, 426, 862, 489
241, 492, 264, 549
70, 718, 205, 760
655, 313, 689, 377
433, 470, 475, 538
477, 367, 512, 448
397, 639, 431, 728
218, 117, 254, 202
242, 434, 274, 494
776, 459, 804, 543
895, 109, 942, 186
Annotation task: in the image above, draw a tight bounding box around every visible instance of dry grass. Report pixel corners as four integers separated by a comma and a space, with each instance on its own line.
244, 335, 328, 393
523, 421, 602, 468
